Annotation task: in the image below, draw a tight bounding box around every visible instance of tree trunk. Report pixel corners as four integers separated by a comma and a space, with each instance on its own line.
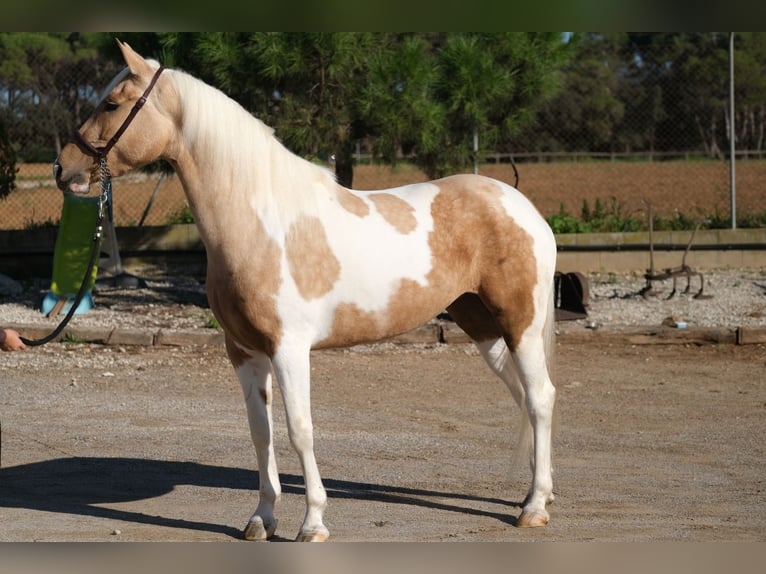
334, 140, 355, 188
695, 112, 723, 159
54, 130, 62, 157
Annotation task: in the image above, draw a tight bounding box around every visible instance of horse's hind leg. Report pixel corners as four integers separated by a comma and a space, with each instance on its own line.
227, 342, 281, 540
448, 295, 525, 407
447, 294, 555, 527
511, 334, 556, 527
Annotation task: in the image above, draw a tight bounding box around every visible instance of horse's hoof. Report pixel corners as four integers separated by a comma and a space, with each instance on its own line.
243, 517, 277, 540
516, 510, 549, 528
295, 529, 329, 542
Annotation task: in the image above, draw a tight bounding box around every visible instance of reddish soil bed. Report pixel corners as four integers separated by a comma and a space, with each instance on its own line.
3, 161, 765, 229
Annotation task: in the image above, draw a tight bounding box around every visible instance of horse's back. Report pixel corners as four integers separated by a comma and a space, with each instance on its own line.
412, 173, 556, 271
309, 174, 554, 349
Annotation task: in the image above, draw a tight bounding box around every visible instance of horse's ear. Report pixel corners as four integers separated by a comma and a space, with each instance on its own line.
115, 38, 155, 77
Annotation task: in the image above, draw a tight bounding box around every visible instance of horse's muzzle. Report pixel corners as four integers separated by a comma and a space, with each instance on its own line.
52, 159, 71, 193
53, 159, 92, 194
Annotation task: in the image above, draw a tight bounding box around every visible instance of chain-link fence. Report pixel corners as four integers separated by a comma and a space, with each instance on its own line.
3, 152, 765, 233
2, 33, 765, 232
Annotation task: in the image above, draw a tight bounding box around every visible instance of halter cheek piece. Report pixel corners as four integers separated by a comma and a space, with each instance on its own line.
72, 65, 165, 163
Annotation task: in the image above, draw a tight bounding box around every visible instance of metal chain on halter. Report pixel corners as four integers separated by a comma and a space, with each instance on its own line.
96, 157, 111, 229
19, 160, 111, 347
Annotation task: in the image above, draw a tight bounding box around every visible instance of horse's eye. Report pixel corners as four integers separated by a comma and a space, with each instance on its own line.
104, 101, 120, 112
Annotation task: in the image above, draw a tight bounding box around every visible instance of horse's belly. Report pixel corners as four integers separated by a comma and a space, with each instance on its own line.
311, 275, 464, 349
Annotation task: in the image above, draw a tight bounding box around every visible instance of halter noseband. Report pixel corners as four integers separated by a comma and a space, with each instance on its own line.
72, 66, 165, 161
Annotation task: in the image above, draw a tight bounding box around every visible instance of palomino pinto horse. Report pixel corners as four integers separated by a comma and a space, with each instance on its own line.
55, 41, 558, 541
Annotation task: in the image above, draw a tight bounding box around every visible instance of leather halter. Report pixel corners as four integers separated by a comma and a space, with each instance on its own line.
72, 66, 165, 160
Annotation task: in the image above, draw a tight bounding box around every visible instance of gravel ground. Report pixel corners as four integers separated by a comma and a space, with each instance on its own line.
580, 268, 766, 329
1, 318, 765, 545
1, 267, 765, 337
0, 271, 213, 333
1, 266, 765, 548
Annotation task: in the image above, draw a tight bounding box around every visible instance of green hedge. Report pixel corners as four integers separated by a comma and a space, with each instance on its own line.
546, 197, 766, 234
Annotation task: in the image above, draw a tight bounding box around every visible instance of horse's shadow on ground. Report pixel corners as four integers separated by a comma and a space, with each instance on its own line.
0, 457, 520, 540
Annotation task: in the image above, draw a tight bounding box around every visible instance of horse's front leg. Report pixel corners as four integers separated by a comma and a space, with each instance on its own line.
272, 343, 329, 542
228, 344, 281, 541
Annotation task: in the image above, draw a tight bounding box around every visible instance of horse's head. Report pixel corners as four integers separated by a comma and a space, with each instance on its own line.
55, 40, 178, 194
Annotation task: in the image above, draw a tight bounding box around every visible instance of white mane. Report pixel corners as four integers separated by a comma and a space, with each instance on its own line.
164, 68, 337, 219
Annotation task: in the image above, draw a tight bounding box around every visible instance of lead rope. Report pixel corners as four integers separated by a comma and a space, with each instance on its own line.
20, 159, 111, 347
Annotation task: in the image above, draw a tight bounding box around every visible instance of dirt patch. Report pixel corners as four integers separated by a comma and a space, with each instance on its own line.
1, 338, 764, 542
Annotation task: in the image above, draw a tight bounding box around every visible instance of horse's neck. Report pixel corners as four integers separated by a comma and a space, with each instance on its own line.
166, 74, 341, 252
171, 127, 333, 257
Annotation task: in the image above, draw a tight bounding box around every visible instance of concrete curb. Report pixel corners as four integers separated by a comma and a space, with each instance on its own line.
8, 321, 766, 349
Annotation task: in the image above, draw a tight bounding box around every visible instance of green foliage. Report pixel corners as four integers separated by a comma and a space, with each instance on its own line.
737, 209, 766, 228
651, 207, 766, 231
3, 31, 765, 230
549, 198, 766, 233
360, 35, 444, 173
508, 32, 766, 159
161, 32, 379, 188
166, 204, 195, 224
61, 332, 84, 345
0, 32, 121, 165
651, 211, 706, 231
548, 197, 643, 234
159, 32, 572, 185
579, 197, 643, 232
23, 216, 57, 230
546, 203, 591, 234
364, 33, 571, 179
